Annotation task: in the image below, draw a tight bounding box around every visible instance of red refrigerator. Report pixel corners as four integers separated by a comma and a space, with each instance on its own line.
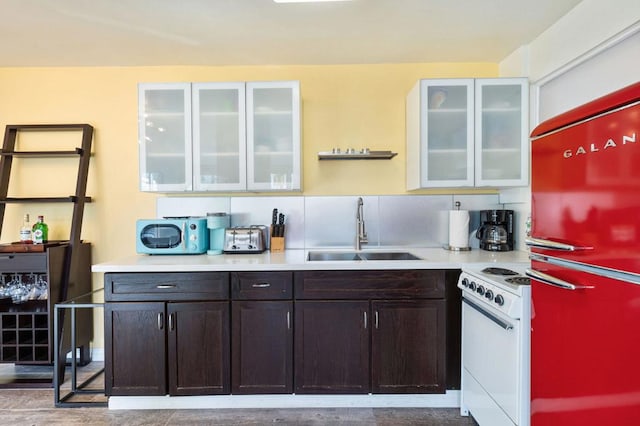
528, 81, 640, 425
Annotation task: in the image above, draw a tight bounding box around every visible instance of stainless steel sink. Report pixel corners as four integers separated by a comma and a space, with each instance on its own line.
306, 251, 421, 261
307, 251, 362, 261
358, 252, 422, 261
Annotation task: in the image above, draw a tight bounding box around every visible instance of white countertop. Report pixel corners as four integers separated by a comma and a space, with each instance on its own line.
92, 248, 530, 273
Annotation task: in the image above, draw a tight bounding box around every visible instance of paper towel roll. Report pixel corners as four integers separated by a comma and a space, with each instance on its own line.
448, 210, 470, 249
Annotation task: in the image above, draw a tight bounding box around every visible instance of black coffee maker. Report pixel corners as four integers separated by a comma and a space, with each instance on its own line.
476, 210, 514, 251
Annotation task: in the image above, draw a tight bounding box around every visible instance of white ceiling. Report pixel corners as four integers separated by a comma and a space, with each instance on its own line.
1, 0, 583, 67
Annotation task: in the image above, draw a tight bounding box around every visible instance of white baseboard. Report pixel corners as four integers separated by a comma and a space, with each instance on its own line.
109, 391, 461, 410
67, 347, 104, 362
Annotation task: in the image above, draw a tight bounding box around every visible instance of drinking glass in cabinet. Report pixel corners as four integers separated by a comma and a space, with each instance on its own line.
0, 273, 48, 304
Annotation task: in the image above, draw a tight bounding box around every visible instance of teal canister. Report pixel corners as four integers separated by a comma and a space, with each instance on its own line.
206, 212, 230, 255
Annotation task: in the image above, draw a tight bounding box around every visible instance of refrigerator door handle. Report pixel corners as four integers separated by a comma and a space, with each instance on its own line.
526, 268, 594, 290
525, 236, 592, 251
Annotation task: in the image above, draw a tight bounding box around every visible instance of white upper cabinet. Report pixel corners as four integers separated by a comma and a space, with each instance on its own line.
246, 81, 301, 191
406, 77, 528, 189
192, 82, 246, 191
474, 78, 528, 187
138, 81, 301, 192
139, 83, 193, 192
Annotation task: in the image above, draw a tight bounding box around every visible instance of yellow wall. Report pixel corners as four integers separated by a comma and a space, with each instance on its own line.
0, 62, 497, 267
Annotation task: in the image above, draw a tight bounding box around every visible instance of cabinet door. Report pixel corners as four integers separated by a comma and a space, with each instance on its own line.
295, 301, 369, 394
474, 78, 528, 187
415, 79, 475, 188
167, 301, 230, 395
246, 81, 301, 191
371, 300, 446, 394
105, 302, 166, 396
232, 301, 292, 394
138, 83, 192, 191
192, 82, 247, 191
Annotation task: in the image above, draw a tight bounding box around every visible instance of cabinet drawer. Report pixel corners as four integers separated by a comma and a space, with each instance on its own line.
232, 272, 292, 300
294, 270, 445, 300
0, 253, 47, 272
105, 272, 229, 301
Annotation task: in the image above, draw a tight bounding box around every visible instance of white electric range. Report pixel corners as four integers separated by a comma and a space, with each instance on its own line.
457, 266, 531, 426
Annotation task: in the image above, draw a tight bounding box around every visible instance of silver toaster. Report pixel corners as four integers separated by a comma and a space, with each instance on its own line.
223, 226, 267, 253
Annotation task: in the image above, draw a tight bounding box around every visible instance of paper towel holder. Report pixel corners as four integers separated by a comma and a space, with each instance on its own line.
444, 201, 472, 251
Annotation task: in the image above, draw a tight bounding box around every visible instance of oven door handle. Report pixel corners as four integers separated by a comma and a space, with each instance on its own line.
463, 297, 513, 330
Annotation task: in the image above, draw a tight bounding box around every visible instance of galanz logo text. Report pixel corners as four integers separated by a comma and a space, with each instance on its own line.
563, 132, 636, 158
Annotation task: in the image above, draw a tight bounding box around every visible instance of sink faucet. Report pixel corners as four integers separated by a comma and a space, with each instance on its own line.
356, 197, 368, 251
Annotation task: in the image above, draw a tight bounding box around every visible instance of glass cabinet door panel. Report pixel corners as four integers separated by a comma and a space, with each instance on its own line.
475, 78, 528, 187
246, 81, 301, 191
193, 83, 246, 191
421, 79, 474, 187
139, 83, 192, 191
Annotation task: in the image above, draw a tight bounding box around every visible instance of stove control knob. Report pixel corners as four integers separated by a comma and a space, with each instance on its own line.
485, 289, 494, 301
476, 285, 485, 296
494, 294, 505, 306
469, 281, 477, 291
461, 278, 469, 287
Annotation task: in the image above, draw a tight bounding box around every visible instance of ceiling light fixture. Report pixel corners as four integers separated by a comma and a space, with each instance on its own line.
273, 0, 352, 3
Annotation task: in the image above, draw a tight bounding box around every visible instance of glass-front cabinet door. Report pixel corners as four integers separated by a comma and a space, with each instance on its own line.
138, 83, 192, 191
475, 78, 528, 187
192, 83, 246, 191
246, 81, 301, 191
419, 79, 474, 187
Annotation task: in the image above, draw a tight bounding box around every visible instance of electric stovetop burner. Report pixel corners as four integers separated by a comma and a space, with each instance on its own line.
505, 276, 531, 286
481, 267, 519, 276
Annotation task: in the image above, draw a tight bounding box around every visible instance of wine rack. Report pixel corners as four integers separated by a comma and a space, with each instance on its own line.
0, 310, 49, 362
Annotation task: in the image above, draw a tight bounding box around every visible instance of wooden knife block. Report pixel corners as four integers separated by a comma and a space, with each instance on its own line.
270, 225, 285, 252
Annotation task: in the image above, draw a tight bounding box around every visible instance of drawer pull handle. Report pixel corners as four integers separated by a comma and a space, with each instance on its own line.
156, 284, 177, 289
252, 283, 271, 288
0, 255, 15, 260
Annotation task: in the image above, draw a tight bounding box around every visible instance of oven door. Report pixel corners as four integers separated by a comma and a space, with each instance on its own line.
462, 296, 522, 425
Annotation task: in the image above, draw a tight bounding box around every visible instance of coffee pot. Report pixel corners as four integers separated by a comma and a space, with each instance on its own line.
476, 209, 514, 251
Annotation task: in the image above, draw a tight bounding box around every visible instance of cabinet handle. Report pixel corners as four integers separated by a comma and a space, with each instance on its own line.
0, 255, 15, 260
157, 312, 164, 330
374, 310, 379, 329
252, 283, 271, 288
286, 311, 291, 330
156, 284, 177, 289
168, 313, 174, 331
363, 311, 368, 329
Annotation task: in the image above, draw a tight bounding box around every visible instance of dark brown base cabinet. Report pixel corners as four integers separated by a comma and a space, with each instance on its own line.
295, 301, 370, 393
231, 272, 293, 394
294, 270, 448, 394
104, 272, 230, 396
371, 300, 446, 393
104, 269, 460, 397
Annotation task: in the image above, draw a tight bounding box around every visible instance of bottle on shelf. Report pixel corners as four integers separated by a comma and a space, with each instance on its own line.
32, 215, 49, 244
20, 214, 32, 243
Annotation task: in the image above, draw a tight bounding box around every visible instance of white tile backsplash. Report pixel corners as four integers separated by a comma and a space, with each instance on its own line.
156, 194, 508, 249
